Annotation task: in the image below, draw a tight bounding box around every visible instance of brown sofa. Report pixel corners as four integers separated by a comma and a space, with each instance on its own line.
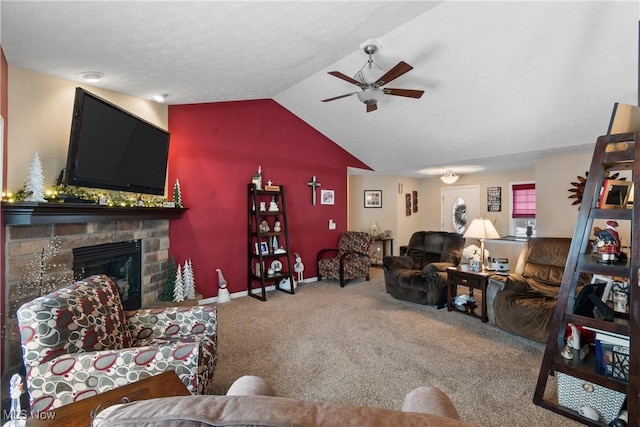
383, 231, 465, 307
93, 375, 477, 426
486, 237, 590, 342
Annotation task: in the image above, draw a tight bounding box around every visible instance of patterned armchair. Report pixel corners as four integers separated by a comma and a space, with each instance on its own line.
16, 274, 217, 412
317, 231, 372, 287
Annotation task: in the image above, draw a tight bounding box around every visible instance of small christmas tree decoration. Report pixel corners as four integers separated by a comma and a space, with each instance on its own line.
188, 259, 196, 298
25, 150, 47, 202
216, 268, 231, 303
162, 256, 176, 301
174, 263, 185, 302
173, 179, 183, 208
183, 259, 196, 300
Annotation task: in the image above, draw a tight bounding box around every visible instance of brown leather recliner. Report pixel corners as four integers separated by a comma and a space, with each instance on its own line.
486, 237, 590, 342
383, 231, 465, 307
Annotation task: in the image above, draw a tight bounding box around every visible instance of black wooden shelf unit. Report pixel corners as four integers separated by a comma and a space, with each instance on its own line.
534, 131, 639, 426
247, 184, 294, 301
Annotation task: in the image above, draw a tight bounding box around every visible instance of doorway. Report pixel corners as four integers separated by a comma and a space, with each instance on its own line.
441, 185, 480, 233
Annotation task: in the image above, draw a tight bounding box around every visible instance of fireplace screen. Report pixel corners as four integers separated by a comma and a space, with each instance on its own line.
72, 240, 142, 310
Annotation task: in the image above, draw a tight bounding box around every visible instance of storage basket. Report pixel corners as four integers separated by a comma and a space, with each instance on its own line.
557, 372, 625, 423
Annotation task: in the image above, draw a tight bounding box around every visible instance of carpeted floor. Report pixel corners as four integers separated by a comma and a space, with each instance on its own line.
212, 268, 580, 426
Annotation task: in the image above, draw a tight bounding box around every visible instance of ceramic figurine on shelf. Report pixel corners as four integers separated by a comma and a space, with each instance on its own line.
273, 221, 282, 232
260, 220, 270, 232
251, 166, 263, 190
567, 323, 581, 350
593, 220, 621, 263
268, 197, 279, 212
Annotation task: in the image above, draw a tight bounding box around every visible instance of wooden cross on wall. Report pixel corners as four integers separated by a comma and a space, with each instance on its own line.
307, 176, 321, 205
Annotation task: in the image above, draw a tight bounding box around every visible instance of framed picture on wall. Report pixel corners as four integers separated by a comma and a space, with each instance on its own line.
321, 189, 335, 205
364, 190, 382, 208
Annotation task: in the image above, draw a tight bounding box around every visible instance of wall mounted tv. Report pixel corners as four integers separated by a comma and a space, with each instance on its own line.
65, 87, 170, 195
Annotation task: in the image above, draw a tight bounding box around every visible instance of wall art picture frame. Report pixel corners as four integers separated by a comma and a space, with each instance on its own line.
255, 242, 269, 255
599, 179, 633, 209
321, 189, 335, 205
487, 186, 502, 212
364, 190, 382, 208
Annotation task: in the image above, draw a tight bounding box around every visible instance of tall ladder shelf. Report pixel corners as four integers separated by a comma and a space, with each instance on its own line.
247, 183, 295, 301
534, 132, 639, 426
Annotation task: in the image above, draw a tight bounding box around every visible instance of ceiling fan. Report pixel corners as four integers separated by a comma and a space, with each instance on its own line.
321, 42, 425, 112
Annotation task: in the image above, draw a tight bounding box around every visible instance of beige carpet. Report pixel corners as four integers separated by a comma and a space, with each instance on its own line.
212, 268, 579, 426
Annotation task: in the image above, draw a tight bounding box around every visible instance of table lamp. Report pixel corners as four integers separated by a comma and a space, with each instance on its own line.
463, 218, 500, 271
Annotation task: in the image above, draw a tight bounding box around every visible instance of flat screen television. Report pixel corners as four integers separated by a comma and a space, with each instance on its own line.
64, 87, 170, 195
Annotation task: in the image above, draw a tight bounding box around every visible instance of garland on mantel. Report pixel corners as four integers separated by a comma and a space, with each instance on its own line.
2, 184, 169, 207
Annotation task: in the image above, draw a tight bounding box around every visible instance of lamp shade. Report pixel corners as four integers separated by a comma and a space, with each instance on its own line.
463, 218, 500, 240
440, 170, 459, 184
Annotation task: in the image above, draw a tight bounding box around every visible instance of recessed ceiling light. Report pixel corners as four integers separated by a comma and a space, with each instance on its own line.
152, 94, 168, 103
79, 72, 104, 83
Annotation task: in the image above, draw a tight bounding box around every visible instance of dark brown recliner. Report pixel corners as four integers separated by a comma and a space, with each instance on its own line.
382, 231, 465, 307
487, 237, 590, 342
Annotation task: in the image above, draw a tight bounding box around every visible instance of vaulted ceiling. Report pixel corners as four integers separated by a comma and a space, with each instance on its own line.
1, 1, 638, 177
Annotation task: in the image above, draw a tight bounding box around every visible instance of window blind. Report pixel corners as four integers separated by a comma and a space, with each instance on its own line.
512, 183, 536, 218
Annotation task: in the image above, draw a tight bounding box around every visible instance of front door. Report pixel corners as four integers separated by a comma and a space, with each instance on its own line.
441, 186, 480, 234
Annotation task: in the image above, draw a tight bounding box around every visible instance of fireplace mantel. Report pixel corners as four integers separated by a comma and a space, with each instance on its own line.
1, 202, 187, 225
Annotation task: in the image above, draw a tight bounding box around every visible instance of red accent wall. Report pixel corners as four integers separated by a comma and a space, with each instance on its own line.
168, 99, 369, 297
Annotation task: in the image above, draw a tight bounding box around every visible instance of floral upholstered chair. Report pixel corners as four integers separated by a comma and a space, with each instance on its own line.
317, 231, 372, 287
16, 274, 217, 412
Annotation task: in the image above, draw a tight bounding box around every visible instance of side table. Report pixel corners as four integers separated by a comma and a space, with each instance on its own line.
25, 370, 189, 426
446, 265, 492, 322
371, 238, 394, 268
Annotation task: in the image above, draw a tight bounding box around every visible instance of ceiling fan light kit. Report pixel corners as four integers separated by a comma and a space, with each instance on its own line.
357, 88, 384, 105
321, 42, 425, 112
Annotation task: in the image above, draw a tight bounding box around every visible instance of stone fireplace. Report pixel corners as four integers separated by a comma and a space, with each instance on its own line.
1, 203, 185, 406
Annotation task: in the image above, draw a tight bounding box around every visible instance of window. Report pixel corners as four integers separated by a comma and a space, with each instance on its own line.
510, 182, 536, 237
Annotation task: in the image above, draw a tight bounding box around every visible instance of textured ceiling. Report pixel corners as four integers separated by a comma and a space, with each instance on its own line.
1, 1, 639, 177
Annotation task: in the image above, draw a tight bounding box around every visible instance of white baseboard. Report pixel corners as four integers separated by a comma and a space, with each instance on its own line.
199, 277, 319, 304
199, 284, 276, 304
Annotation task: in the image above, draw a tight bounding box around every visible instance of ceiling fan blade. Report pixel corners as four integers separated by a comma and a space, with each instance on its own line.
328, 71, 362, 86
321, 92, 359, 102
367, 103, 378, 113
384, 88, 425, 99
375, 61, 413, 86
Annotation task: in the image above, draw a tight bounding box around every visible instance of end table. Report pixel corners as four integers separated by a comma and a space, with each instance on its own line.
446, 265, 492, 322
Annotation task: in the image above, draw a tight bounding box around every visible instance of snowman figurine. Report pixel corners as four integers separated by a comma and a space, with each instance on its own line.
294, 252, 304, 284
